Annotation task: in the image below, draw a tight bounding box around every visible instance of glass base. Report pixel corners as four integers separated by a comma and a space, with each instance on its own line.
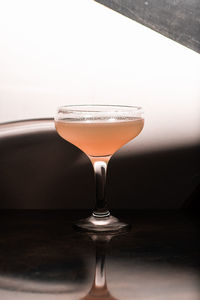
75, 214, 130, 232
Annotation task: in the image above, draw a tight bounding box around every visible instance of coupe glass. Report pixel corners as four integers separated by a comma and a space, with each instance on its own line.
55, 105, 144, 232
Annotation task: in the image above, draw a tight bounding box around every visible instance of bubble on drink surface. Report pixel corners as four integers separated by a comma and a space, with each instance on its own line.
108, 118, 116, 122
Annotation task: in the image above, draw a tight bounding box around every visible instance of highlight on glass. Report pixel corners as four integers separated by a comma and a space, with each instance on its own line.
55, 105, 144, 232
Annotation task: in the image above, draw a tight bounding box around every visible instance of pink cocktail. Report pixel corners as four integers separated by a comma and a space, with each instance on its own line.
55, 105, 144, 232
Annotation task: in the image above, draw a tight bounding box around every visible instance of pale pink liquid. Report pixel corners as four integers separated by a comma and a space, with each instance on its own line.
55, 118, 144, 157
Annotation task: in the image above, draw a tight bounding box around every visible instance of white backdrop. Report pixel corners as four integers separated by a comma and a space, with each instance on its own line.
0, 0, 200, 152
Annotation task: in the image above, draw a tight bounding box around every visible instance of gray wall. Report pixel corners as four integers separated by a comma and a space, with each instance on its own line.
95, 0, 200, 53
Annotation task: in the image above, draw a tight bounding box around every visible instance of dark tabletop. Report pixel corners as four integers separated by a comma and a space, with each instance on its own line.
0, 210, 199, 300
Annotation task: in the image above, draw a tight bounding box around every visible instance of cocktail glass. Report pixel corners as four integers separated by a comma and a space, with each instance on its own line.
55, 105, 144, 232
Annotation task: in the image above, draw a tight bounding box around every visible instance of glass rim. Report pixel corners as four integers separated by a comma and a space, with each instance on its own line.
56, 104, 143, 114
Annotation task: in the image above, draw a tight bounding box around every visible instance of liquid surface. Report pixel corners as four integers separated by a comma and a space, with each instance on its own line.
55, 118, 144, 157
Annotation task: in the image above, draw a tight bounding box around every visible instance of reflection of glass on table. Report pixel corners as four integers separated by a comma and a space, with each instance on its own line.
81, 233, 120, 300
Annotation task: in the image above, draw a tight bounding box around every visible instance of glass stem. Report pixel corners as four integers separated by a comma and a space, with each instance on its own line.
88, 237, 110, 297
90, 156, 111, 218
94, 243, 106, 289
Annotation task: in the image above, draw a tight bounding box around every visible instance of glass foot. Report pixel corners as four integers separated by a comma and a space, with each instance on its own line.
75, 214, 130, 232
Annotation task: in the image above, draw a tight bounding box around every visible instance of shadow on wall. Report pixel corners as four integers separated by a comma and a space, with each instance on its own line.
0, 122, 199, 209
108, 145, 200, 209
